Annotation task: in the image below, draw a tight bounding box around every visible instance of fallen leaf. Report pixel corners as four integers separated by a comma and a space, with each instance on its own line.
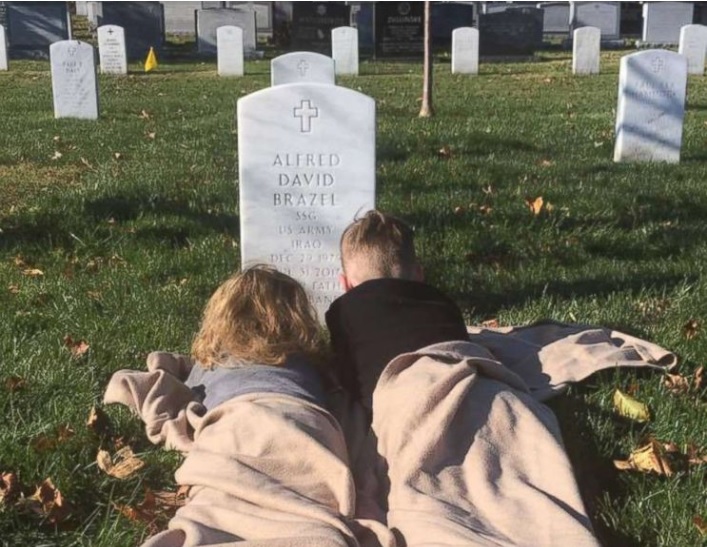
86, 406, 111, 437
593, 141, 604, 148
13, 255, 28, 268
478, 204, 493, 215
683, 319, 700, 340
97, 446, 145, 479
86, 290, 102, 301
613, 388, 650, 422
25, 478, 73, 525
663, 373, 691, 395
63, 336, 89, 359
525, 196, 544, 216
22, 269, 44, 277
538, 159, 554, 167
50, 151, 62, 160
146, 132, 156, 140
4, 376, 26, 392
438, 145, 452, 159
0, 472, 20, 505
453, 205, 465, 215
79, 157, 94, 169
686, 444, 707, 466
113, 152, 122, 160
694, 366, 704, 391
53, 135, 61, 142
8, 283, 20, 294
613, 439, 672, 476
481, 318, 500, 329
694, 515, 707, 536
139, 109, 151, 119
31, 425, 75, 452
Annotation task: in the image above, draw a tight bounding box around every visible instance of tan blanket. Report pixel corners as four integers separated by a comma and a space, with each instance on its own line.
104, 324, 676, 547
104, 352, 394, 547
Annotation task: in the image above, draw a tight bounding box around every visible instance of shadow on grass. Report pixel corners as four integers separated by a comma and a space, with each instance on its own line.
547, 387, 647, 547
0, 195, 238, 252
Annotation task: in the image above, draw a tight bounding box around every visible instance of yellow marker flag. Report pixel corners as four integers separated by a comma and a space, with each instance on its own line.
144, 47, 158, 72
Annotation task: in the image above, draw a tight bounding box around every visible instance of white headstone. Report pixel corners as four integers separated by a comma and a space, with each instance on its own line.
271, 52, 335, 86
572, 26, 600, 75
642, 2, 695, 45
217, 25, 244, 76
0, 26, 7, 71
97, 25, 127, 75
614, 50, 687, 163
678, 24, 707, 75
50, 41, 99, 120
570, 2, 620, 40
331, 26, 358, 76
76, 2, 88, 16
86, 2, 102, 28
237, 83, 376, 320
452, 27, 479, 75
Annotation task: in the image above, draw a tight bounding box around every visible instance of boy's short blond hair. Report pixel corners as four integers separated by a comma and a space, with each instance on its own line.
340, 210, 418, 283
191, 265, 321, 369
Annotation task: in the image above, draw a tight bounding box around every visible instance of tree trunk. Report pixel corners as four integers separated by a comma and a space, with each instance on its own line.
418, 1, 434, 118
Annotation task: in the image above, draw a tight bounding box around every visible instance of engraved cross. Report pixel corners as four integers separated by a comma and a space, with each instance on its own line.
293, 100, 318, 133
297, 60, 310, 76
108, 27, 114, 34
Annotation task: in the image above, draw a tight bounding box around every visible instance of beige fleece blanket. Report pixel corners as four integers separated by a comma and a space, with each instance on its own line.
104, 324, 676, 547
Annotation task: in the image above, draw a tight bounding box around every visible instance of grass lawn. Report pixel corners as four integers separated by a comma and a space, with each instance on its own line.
1, 48, 706, 546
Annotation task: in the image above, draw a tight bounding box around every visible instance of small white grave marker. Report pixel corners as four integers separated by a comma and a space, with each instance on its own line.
0, 26, 8, 71
50, 40, 99, 120
271, 52, 335, 86
452, 27, 479, 75
678, 24, 707, 75
237, 83, 376, 320
573, 26, 600, 75
217, 25, 244, 77
97, 25, 127, 75
332, 26, 359, 76
614, 50, 687, 163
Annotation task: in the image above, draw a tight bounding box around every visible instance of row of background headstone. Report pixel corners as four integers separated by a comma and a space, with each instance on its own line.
4, 2, 707, 61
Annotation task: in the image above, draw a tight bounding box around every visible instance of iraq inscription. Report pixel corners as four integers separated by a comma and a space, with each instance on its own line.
237, 83, 376, 321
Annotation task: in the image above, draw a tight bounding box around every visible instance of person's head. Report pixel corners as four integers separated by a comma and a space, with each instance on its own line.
339, 210, 423, 291
191, 265, 321, 369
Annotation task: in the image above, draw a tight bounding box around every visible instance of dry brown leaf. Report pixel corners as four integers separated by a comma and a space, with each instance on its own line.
86, 406, 111, 436
437, 145, 452, 159
525, 196, 544, 216
146, 132, 156, 140
51, 151, 63, 160
8, 283, 20, 294
4, 376, 26, 392
687, 444, 707, 466
478, 204, 493, 215
97, 446, 145, 479
13, 255, 28, 268
139, 109, 151, 119
613, 439, 673, 477
453, 205, 465, 215
113, 152, 122, 160
31, 425, 75, 453
26, 478, 73, 525
22, 268, 44, 277
539, 159, 554, 167
694, 515, 707, 536
683, 319, 700, 340
63, 335, 90, 359
0, 472, 20, 505
663, 373, 691, 395
694, 366, 704, 391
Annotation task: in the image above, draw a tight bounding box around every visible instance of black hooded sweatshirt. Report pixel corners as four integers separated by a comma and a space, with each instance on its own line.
325, 278, 469, 411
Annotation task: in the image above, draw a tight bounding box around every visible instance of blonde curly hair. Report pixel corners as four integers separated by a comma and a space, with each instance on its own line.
191, 265, 321, 369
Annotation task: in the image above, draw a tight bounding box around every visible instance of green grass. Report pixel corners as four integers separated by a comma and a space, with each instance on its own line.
1, 50, 706, 546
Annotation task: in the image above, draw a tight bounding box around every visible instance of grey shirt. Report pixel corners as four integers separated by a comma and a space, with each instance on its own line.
184, 354, 326, 411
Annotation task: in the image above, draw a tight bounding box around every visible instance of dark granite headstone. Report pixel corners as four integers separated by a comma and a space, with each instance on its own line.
290, 2, 349, 54
374, 1, 424, 58
352, 2, 374, 54
478, 7, 543, 56
5, 2, 70, 59
99, 1, 164, 60
431, 2, 475, 47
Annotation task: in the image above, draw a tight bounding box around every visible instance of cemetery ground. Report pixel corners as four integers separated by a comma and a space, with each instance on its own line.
1, 51, 707, 547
